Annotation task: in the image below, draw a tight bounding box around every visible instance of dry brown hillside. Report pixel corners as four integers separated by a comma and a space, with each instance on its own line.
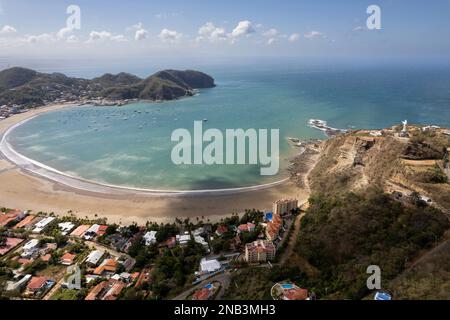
308, 127, 450, 213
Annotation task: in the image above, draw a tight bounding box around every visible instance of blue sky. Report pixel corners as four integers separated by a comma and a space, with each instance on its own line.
1, 0, 450, 65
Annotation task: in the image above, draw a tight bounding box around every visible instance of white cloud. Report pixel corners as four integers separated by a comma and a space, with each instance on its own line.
263, 28, 278, 38
267, 38, 276, 45
135, 28, 148, 41
0, 25, 17, 34
23, 33, 55, 44
288, 33, 300, 43
66, 35, 79, 43
56, 27, 73, 40
86, 31, 127, 43
197, 22, 228, 42
352, 26, 364, 32
304, 31, 324, 39
231, 20, 255, 38
159, 28, 182, 42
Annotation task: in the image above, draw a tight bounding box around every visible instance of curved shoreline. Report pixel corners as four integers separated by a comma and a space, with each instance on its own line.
0, 106, 290, 198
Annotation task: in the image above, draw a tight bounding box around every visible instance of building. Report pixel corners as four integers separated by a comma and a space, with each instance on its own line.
176, 232, 192, 246
85, 279, 126, 301
244, 240, 276, 263
70, 224, 91, 238
58, 222, 76, 235
60, 253, 76, 266
143, 231, 157, 246
26, 276, 49, 294
271, 283, 309, 300
85, 250, 105, 267
194, 235, 209, 251
21, 239, 40, 258
237, 223, 256, 233
5, 275, 31, 293
273, 199, 298, 216
0, 209, 24, 227
199, 258, 222, 274
265, 214, 283, 241
0, 238, 24, 256
215, 225, 228, 237
93, 259, 117, 276
13, 215, 36, 229
32, 217, 55, 233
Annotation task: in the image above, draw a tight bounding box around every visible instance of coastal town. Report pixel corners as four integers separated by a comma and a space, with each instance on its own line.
0, 198, 315, 301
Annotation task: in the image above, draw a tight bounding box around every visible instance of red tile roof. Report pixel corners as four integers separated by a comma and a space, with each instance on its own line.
27, 276, 47, 291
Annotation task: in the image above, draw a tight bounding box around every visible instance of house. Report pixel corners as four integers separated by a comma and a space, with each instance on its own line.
143, 231, 157, 246
118, 256, 136, 272
93, 259, 117, 276
0, 209, 23, 227
199, 259, 221, 274
26, 276, 48, 294
244, 240, 276, 263
237, 223, 256, 233
21, 239, 40, 258
60, 252, 76, 266
85, 279, 125, 300
70, 224, 91, 238
32, 217, 55, 233
14, 215, 36, 229
194, 235, 209, 251
84, 224, 101, 239
85, 250, 105, 267
5, 274, 31, 293
0, 238, 24, 256
176, 232, 192, 246
97, 225, 108, 237
58, 222, 76, 235
215, 225, 228, 237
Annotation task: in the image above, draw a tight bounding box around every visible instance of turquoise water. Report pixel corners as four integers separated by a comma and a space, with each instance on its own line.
9, 65, 450, 190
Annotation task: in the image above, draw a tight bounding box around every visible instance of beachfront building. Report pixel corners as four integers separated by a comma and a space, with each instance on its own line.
265, 214, 283, 241
58, 222, 76, 235
244, 240, 276, 263
32, 217, 55, 233
176, 232, 192, 246
273, 199, 298, 216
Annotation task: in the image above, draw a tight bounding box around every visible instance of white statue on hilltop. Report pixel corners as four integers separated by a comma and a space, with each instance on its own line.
402, 120, 408, 132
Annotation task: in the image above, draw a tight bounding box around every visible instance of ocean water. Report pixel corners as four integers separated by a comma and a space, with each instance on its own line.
9, 64, 450, 190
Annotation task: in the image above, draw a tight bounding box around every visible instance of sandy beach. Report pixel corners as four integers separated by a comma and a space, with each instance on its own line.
0, 104, 312, 225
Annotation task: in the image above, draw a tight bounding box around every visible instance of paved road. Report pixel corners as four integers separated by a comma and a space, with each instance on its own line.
172, 271, 232, 301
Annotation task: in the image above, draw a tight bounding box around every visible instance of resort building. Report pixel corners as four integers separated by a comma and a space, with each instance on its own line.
265, 214, 283, 241
176, 232, 192, 246
273, 199, 298, 216
244, 240, 276, 263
